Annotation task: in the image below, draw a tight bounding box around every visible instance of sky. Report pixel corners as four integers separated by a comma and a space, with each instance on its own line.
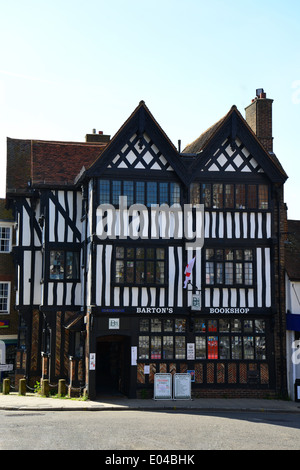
0, 0, 299, 218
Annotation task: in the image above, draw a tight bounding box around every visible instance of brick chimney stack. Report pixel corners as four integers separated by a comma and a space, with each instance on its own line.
245, 89, 273, 152
85, 130, 111, 144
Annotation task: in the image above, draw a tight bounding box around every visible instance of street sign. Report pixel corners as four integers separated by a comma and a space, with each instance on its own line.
0, 364, 13, 371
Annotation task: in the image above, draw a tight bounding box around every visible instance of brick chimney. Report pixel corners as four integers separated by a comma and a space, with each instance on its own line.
85, 129, 110, 144
245, 89, 273, 152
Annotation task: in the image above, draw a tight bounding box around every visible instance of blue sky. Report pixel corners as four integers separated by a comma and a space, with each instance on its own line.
0, 0, 299, 218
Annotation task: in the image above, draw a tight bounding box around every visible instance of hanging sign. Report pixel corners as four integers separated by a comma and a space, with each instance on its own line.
154, 373, 172, 400
191, 294, 201, 311
89, 353, 96, 370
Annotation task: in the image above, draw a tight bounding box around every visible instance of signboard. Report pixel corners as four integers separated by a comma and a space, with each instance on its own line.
191, 294, 201, 311
173, 373, 191, 400
187, 343, 195, 360
131, 346, 137, 366
109, 318, 120, 329
89, 353, 96, 370
154, 373, 172, 400
0, 364, 13, 371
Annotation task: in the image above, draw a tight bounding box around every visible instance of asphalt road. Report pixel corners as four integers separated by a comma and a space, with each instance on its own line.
1, 409, 300, 451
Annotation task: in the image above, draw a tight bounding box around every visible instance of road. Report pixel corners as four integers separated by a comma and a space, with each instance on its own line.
1, 409, 300, 451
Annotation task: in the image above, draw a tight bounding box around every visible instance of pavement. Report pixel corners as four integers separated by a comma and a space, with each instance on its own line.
1, 392, 300, 413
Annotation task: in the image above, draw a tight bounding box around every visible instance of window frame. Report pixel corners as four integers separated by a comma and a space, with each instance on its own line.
205, 248, 254, 287
49, 249, 80, 282
114, 246, 167, 286
0, 281, 11, 314
0, 224, 12, 253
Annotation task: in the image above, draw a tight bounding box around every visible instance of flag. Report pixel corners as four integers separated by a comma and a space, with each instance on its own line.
183, 257, 195, 288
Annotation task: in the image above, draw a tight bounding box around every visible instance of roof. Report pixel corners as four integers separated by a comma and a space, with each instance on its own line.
6, 138, 107, 194
285, 220, 300, 281
183, 105, 288, 181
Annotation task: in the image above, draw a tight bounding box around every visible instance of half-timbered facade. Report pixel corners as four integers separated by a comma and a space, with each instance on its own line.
6, 91, 288, 398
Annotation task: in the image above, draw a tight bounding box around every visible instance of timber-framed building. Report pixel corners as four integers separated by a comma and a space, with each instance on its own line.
6, 90, 288, 398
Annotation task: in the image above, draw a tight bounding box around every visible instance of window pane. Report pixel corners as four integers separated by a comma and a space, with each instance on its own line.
255, 337, 266, 359
195, 319, 206, 333
219, 319, 230, 332
123, 181, 134, 206
244, 320, 253, 333
216, 262, 223, 284
156, 248, 165, 259
220, 337, 230, 359
206, 249, 214, 260
146, 261, 154, 283
163, 319, 173, 332
236, 184, 245, 208
151, 318, 161, 332
112, 180, 121, 205
170, 182, 180, 205
236, 263, 243, 284
255, 320, 265, 333
136, 182, 145, 205
195, 336, 206, 359
139, 336, 149, 359
248, 185, 257, 208
190, 183, 200, 206
244, 336, 254, 359
206, 262, 214, 284
139, 319, 149, 332
50, 251, 64, 279
136, 248, 144, 259
258, 185, 268, 209
213, 184, 223, 208
136, 261, 144, 284
175, 319, 186, 332
147, 182, 157, 206
0, 283, 8, 311
116, 247, 124, 259
151, 336, 161, 359
208, 320, 217, 332
232, 336, 242, 359
244, 262, 253, 285
126, 261, 134, 282
99, 180, 110, 204
207, 336, 218, 359
157, 261, 165, 284
175, 337, 186, 359
115, 260, 124, 283
163, 336, 173, 359
231, 319, 241, 332
225, 184, 234, 208
159, 182, 169, 205
202, 184, 211, 208
225, 262, 233, 284
0, 227, 11, 252
66, 252, 79, 279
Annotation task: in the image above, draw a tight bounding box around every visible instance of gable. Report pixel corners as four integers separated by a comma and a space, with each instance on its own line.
203, 137, 264, 174
107, 132, 174, 172
184, 107, 287, 184
85, 101, 188, 184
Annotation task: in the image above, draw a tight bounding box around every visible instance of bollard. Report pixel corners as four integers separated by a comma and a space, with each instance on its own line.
19, 378, 26, 396
41, 378, 50, 397
58, 379, 66, 397
3, 378, 10, 395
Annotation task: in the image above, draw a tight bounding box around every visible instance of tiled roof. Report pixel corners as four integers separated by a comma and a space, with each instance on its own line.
6, 138, 107, 193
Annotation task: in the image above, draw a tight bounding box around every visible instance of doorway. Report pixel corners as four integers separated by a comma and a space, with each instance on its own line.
96, 335, 130, 396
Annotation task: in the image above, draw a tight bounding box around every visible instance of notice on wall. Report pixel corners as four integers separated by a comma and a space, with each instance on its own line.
187, 343, 195, 360
173, 373, 191, 400
89, 353, 96, 370
131, 346, 137, 366
154, 373, 172, 400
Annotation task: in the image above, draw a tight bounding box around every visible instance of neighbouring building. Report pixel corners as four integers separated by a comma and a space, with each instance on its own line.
285, 220, 300, 400
0, 199, 17, 382
6, 90, 289, 399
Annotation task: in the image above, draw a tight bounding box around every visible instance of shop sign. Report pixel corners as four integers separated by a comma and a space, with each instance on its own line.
187, 343, 195, 360
89, 353, 96, 370
191, 294, 201, 311
109, 318, 120, 329
136, 307, 173, 314
209, 307, 251, 314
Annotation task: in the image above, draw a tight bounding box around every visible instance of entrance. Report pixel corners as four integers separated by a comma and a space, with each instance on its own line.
96, 335, 130, 396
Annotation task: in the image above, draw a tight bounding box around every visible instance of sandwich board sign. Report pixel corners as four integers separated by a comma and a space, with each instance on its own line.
154, 373, 172, 400
173, 373, 191, 400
